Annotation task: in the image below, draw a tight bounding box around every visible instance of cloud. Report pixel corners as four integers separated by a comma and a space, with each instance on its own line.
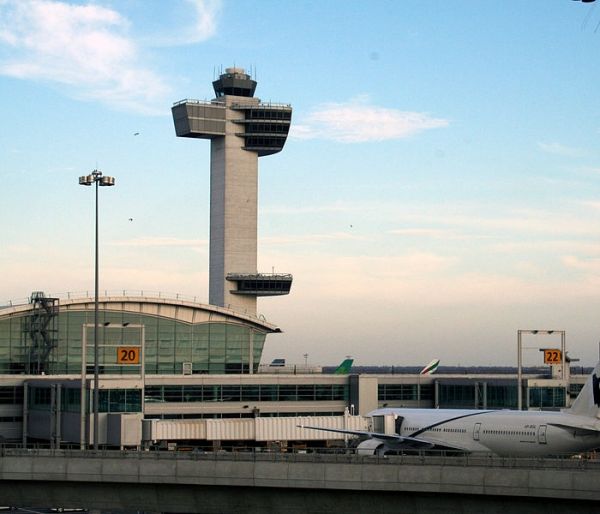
0, 0, 170, 113
262, 251, 456, 300
144, 0, 221, 46
262, 202, 360, 215
398, 207, 600, 239
265, 201, 600, 251
388, 227, 474, 240
537, 142, 586, 158
110, 237, 206, 248
288, 124, 314, 140
489, 240, 600, 256
178, 0, 220, 44
102, 266, 208, 297
291, 96, 449, 143
580, 200, 600, 211
262, 232, 367, 246
573, 166, 600, 178
562, 255, 600, 273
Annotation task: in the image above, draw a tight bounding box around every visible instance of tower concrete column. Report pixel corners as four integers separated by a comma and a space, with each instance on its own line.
209, 95, 260, 313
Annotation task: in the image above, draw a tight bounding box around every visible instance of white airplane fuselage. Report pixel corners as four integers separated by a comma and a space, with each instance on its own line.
302, 362, 600, 456
373, 407, 600, 456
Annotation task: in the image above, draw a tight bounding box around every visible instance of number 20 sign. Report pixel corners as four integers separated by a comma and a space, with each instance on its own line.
117, 346, 140, 364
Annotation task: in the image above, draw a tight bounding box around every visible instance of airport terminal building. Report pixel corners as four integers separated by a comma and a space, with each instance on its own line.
0, 68, 582, 449
0, 291, 360, 446
0, 291, 583, 448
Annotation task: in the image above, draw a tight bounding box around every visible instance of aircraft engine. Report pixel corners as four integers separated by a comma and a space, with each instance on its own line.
356, 438, 388, 456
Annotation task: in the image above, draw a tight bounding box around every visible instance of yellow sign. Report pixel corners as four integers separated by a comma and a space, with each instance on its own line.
543, 349, 562, 365
116, 346, 140, 364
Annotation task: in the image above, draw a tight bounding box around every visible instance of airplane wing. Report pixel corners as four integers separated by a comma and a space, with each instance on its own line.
298, 424, 428, 443
298, 425, 444, 450
548, 423, 600, 436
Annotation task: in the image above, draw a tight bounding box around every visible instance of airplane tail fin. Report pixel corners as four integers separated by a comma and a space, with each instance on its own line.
568, 361, 600, 419
420, 359, 440, 375
334, 358, 354, 374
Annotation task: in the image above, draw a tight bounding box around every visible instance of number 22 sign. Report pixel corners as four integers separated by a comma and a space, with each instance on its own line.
543, 349, 562, 365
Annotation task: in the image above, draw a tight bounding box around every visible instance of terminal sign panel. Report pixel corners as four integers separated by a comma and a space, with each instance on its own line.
543, 349, 562, 365
117, 346, 140, 365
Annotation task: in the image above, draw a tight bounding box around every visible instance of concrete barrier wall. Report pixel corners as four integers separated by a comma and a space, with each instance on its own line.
1, 450, 599, 502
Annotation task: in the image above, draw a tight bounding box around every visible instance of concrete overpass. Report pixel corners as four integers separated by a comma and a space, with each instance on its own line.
0, 448, 599, 513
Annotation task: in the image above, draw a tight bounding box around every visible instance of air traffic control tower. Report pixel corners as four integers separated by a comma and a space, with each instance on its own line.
172, 68, 293, 315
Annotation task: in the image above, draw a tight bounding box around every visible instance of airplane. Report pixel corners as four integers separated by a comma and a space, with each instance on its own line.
300, 360, 600, 457
334, 358, 354, 375
420, 358, 440, 375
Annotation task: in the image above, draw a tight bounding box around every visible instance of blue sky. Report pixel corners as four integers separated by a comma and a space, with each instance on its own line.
2, 0, 600, 366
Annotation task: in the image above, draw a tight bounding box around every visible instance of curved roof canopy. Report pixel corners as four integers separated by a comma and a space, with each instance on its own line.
0, 294, 281, 333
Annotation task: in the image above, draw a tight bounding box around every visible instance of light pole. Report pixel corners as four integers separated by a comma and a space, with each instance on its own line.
79, 169, 115, 449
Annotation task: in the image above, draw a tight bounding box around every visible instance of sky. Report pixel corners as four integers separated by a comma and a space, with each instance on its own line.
2, 0, 600, 367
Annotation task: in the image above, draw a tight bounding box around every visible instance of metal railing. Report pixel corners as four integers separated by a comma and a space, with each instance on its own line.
231, 102, 291, 110
226, 273, 293, 280
1, 290, 202, 308
172, 98, 225, 107
1, 445, 599, 470
171, 99, 291, 110
0, 291, 268, 320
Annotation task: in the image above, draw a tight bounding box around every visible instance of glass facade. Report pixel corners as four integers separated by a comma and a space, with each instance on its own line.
528, 387, 567, 408
29, 387, 52, 411
569, 383, 584, 397
0, 309, 266, 375
61, 388, 80, 412
438, 383, 476, 408
378, 384, 433, 402
0, 416, 22, 423
29, 386, 141, 413
145, 384, 348, 403
98, 389, 142, 413
437, 381, 520, 409
0, 386, 23, 404
146, 411, 345, 420
486, 384, 518, 409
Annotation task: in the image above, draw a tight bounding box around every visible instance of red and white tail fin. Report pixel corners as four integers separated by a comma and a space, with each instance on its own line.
420, 359, 440, 375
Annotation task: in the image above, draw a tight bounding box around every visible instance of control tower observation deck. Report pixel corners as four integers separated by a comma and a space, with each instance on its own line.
172, 68, 293, 315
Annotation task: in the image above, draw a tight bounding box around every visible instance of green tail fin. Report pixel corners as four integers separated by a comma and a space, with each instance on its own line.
334, 358, 354, 374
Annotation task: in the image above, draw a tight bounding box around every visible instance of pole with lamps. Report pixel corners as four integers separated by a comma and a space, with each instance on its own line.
517, 329, 565, 411
79, 169, 115, 449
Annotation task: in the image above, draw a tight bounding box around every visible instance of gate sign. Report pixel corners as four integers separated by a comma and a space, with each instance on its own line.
116, 346, 140, 364
543, 349, 562, 365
